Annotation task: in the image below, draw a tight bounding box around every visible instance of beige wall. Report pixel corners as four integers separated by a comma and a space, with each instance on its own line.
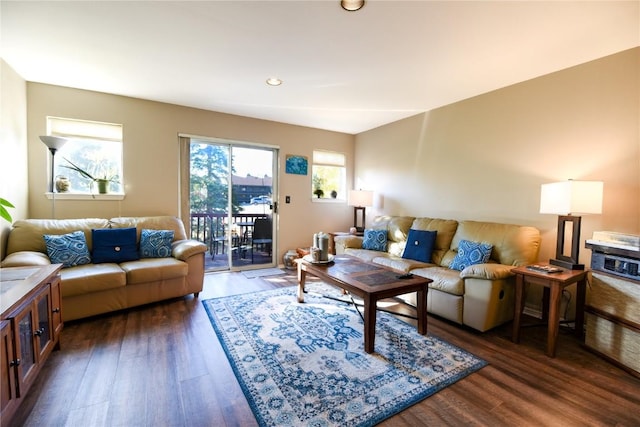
8, 47, 640, 273
0, 60, 28, 260
356, 47, 639, 267
25, 84, 356, 261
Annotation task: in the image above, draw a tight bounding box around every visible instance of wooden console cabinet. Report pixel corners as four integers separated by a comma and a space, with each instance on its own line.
0, 264, 63, 426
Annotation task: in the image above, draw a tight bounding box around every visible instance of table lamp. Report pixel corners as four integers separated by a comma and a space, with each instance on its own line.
540, 180, 603, 270
348, 190, 373, 232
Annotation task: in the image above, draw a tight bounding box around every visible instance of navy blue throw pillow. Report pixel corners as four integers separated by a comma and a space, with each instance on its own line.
92, 227, 139, 264
402, 229, 437, 263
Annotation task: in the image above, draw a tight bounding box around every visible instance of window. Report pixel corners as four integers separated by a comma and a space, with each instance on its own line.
311, 150, 346, 201
48, 117, 124, 194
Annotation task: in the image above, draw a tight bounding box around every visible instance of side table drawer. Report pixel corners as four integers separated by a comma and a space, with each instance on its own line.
585, 311, 640, 377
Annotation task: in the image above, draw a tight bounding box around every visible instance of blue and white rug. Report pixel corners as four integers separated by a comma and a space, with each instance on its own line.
203, 284, 487, 427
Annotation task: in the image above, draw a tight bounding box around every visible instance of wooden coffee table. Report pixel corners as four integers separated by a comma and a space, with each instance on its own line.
297, 254, 432, 353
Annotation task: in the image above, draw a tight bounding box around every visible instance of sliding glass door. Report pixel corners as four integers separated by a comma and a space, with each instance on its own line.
181, 136, 277, 271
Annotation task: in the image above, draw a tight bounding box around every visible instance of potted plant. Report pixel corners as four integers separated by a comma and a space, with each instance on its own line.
61, 158, 119, 194
0, 198, 15, 222
313, 188, 324, 198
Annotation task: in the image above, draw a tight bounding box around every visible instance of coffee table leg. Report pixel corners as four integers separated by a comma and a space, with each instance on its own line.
416, 288, 427, 335
297, 265, 306, 303
363, 294, 376, 353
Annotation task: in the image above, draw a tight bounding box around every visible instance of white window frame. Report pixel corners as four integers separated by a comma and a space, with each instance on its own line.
46, 117, 124, 200
311, 150, 346, 203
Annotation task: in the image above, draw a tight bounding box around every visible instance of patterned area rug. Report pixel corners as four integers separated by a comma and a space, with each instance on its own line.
203, 284, 487, 427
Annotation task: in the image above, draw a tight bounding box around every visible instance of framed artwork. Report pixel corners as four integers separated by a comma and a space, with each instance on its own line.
285, 155, 308, 175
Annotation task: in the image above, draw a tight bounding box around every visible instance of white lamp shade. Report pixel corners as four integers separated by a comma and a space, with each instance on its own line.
39, 135, 68, 150
348, 190, 373, 207
540, 180, 603, 215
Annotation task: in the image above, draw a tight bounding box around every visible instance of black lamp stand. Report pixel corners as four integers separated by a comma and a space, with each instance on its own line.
550, 214, 584, 270
353, 206, 366, 232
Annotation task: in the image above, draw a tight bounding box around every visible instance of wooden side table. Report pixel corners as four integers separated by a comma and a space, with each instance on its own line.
328, 231, 363, 255
511, 264, 588, 357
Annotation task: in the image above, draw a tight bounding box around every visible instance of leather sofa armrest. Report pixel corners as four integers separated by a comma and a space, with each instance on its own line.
334, 235, 363, 254
1, 251, 52, 268
459, 263, 514, 280
172, 239, 208, 261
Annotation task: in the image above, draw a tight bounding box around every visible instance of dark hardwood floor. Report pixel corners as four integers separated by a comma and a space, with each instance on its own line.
10, 271, 640, 427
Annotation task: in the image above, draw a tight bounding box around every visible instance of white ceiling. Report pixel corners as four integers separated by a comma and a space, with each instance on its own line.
2, 1, 638, 134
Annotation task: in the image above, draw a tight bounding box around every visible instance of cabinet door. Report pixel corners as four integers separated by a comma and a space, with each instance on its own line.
0, 320, 17, 415
13, 306, 36, 396
50, 277, 63, 341
34, 286, 54, 360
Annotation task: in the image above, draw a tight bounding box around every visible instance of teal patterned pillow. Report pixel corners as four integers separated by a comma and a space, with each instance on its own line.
43, 230, 92, 268
450, 239, 493, 271
140, 229, 174, 258
362, 229, 387, 251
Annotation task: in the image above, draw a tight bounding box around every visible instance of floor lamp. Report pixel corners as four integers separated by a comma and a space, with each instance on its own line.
40, 136, 68, 218
540, 180, 603, 270
348, 190, 373, 232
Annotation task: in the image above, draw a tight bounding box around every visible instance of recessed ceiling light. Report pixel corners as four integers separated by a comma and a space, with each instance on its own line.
341, 0, 365, 12
266, 77, 282, 86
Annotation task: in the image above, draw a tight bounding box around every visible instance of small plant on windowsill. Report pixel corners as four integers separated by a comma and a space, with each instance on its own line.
0, 198, 15, 223
313, 188, 324, 199
61, 158, 119, 195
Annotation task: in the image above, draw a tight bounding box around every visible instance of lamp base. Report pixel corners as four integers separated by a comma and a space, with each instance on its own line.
550, 258, 585, 270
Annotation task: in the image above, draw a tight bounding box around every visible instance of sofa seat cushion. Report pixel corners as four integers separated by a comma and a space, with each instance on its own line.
411, 266, 464, 296
344, 248, 384, 263
61, 264, 127, 297
371, 255, 433, 273
120, 258, 188, 285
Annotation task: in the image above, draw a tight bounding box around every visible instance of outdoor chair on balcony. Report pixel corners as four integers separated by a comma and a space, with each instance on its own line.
250, 218, 272, 262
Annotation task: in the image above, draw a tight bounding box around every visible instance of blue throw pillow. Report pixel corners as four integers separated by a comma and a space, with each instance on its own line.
92, 227, 139, 264
402, 229, 437, 263
450, 239, 493, 271
43, 230, 92, 268
140, 229, 174, 258
362, 229, 387, 251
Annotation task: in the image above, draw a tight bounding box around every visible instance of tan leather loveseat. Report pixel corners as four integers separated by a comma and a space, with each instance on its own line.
335, 216, 541, 331
1, 216, 207, 321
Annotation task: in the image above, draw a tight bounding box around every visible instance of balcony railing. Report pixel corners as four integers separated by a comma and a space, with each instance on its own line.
190, 212, 270, 256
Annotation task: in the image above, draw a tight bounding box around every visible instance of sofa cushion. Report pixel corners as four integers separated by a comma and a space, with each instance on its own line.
372, 255, 432, 273
109, 216, 187, 241
370, 216, 415, 257
411, 266, 465, 296
7, 218, 110, 255
402, 229, 437, 263
140, 229, 174, 258
362, 229, 387, 251
344, 248, 384, 263
120, 258, 188, 285
411, 218, 459, 265
92, 227, 139, 264
450, 240, 493, 271
445, 220, 540, 266
43, 231, 92, 268
60, 263, 127, 297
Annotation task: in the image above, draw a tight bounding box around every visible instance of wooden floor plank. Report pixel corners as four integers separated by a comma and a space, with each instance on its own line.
9, 270, 640, 427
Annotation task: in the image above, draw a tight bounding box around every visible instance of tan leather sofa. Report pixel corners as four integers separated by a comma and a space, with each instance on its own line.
1, 216, 207, 321
334, 216, 541, 331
